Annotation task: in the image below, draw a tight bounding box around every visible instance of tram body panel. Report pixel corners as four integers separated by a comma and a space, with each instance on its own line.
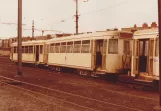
47, 31, 133, 74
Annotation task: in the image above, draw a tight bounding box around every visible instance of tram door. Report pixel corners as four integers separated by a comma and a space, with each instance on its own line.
36, 45, 39, 62
10, 47, 13, 60
133, 40, 139, 75
139, 39, 149, 73
95, 40, 104, 70
44, 44, 49, 64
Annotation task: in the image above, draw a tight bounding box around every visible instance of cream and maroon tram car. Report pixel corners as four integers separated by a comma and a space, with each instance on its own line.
10, 40, 47, 65
46, 31, 133, 76
131, 28, 159, 81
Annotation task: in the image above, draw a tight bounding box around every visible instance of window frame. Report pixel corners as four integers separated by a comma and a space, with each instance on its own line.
155, 38, 159, 57
66, 42, 73, 53
29, 46, 33, 53
55, 43, 60, 53
60, 42, 66, 53
123, 40, 130, 55
73, 41, 81, 53
40, 45, 43, 54
81, 40, 90, 53
108, 39, 118, 54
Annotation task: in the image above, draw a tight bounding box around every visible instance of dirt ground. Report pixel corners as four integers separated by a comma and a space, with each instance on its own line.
0, 83, 81, 111
0, 56, 161, 111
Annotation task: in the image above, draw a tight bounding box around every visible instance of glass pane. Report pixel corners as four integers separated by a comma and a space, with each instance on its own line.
81, 44, 90, 53
40, 45, 43, 54
144, 41, 149, 56
108, 39, 118, 54
74, 41, 81, 53
155, 39, 159, 56
29, 46, 33, 53
124, 41, 130, 55
66, 42, 73, 53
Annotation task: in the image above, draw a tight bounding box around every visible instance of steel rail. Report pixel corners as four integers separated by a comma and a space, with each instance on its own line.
0, 75, 143, 111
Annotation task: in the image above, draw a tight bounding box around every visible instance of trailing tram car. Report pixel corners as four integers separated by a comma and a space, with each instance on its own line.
46, 31, 133, 76
10, 40, 47, 65
131, 28, 159, 82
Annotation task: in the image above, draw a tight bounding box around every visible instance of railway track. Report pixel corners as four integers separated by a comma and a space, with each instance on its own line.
0, 61, 158, 93
0, 75, 143, 111
0, 59, 159, 97
0, 57, 159, 110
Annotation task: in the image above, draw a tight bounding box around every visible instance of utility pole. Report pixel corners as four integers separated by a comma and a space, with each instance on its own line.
75, 0, 79, 35
154, 1, 161, 109
32, 20, 34, 39
42, 30, 44, 37
17, 0, 22, 76
158, 0, 161, 106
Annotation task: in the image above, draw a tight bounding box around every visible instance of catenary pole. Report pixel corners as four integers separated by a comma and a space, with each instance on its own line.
17, 0, 22, 76
32, 20, 34, 39
76, 0, 79, 35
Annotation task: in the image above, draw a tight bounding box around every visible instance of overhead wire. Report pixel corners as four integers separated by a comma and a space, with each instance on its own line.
80, 0, 129, 16
14, 0, 130, 35
50, 0, 90, 27
50, 0, 129, 26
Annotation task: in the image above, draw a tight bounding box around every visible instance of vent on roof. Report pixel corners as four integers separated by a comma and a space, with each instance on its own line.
106, 28, 118, 31
87, 32, 92, 33
96, 31, 106, 32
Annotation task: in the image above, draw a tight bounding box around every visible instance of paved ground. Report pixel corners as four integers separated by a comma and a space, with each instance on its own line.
0, 56, 161, 111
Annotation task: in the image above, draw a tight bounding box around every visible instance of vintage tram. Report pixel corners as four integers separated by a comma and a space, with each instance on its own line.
131, 28, 159, 82
10, 30, 133, 76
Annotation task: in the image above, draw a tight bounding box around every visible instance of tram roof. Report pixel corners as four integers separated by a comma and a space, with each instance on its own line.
46, 30, 132, 44
11, 40, 46, 46
133, 28, 158, 39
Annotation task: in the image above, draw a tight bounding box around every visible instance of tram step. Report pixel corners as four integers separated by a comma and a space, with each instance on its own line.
134, 79, 153, 83
133, 79, 154, 87
94, 71, 106, 75
137, 75, 158, 81
119, 75, 154, 87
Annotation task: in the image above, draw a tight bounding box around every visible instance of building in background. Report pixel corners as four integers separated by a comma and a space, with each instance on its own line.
121, 22, 158, 33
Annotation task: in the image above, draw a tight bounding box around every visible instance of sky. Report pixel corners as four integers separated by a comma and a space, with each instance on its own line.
0, 0, 158, 38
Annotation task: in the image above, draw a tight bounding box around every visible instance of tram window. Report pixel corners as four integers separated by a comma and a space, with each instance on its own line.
40, 45, 43, 54
81, 40, 90, 53
50, 43, 55, 53
108, 39, 118, 54
14, 47, 17, 53
66, 42, 73, 53
124, 41, 130, 55
60, 42, 66, 53
150, 40, 154, 56
46, 45, 50, 53
55, 43, 60, 53
22, 46, 24, 53
74, 41, 81, 53
29, 46, 33, 53
139, 41, 149, 56
145, 41, 149, 56
155, 39, 159, 56
135, 40, 139, 56
24, 46, 28, 53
